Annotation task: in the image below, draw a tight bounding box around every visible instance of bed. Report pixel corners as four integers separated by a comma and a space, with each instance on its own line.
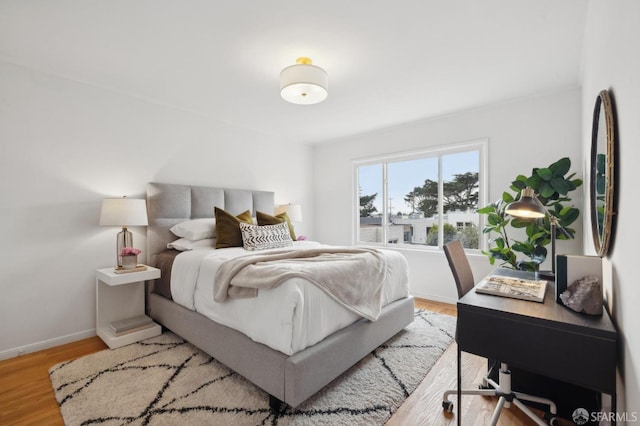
144, 182, 415, 408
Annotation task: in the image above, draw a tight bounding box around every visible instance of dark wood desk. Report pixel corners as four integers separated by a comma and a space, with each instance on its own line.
457, 269, 617, 421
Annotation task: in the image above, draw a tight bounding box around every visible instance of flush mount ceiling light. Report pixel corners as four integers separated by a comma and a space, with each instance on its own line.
280, 57, 328, 105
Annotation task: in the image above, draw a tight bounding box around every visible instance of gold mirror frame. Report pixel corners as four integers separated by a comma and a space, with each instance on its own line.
590, 90, 616, 257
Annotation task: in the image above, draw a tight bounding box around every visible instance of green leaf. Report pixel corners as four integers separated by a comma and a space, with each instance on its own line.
528, 230, 547, 241
549, 157, 571, 177
538, 181, 555, 198
559, 207, 580, 227
476, 205, 496, 214
597, 176, 605, 194
525, 222, 536, 237
595, 153, 605, 173
550, 177, 570, 194
487, 213, 502, 225
502, 192, 515, 203
510, 178, 527, 191
536, 168, 553, 181
558, 205, 572, 215
510, 218, 529, 228
512, 242, 535, 256
525, 174, 541, 189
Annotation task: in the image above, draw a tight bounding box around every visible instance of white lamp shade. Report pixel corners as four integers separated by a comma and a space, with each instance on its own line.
275, 204, 303, 222
280, 60, 328, 105
99, 198, 148, 227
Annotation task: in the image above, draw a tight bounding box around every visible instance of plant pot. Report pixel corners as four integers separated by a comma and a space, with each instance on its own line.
121, 255, 137, 270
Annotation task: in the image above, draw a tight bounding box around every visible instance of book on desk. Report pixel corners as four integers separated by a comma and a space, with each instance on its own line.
475, 274, 547, 302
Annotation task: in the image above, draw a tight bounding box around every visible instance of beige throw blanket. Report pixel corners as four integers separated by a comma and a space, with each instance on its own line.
213, 247, 388, 321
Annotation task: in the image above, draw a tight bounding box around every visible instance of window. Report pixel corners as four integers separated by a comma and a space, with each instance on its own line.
354, 140, 487, 250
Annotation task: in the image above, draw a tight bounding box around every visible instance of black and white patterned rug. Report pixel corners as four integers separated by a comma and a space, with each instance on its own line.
49, 309, 455, 425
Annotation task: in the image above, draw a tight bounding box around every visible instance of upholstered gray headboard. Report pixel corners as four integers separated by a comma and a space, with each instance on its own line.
146, 182, 275, 266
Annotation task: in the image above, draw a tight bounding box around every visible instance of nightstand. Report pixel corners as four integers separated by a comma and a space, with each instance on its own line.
96, 266, 161, 349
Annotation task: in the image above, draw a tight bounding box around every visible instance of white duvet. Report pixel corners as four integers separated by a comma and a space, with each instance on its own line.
170, 241, 409, 355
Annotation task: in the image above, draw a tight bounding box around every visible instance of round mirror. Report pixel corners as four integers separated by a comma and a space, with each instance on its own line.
590, 90, 616, 257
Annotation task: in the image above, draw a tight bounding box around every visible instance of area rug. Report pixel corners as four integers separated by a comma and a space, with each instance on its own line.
50, 309, 455, 425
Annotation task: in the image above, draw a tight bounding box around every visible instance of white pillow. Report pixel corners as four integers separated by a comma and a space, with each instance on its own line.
167, 238, 216, 251
170, 218, 216, 241
240, 222, 293, 251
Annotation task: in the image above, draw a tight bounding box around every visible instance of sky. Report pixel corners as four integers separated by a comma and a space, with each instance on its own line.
358, 151, 479, 215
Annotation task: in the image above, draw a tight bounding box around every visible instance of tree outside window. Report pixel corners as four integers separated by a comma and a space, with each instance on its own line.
356, 141, 486, 249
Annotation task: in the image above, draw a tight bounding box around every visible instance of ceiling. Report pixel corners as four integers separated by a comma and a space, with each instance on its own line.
0, 1, 588, 145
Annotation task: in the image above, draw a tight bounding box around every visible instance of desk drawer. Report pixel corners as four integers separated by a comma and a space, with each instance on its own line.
457, 307, 616, 394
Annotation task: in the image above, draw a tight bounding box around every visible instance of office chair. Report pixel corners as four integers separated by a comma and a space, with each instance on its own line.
441, 240, 558, 426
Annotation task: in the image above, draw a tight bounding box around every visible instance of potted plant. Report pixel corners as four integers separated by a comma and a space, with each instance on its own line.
477, 157, 582, 272
120, 247, 141, 269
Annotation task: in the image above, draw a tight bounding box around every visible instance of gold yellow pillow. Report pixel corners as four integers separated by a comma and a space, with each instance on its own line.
214, 207, 253, 249
256, 211, 297, 241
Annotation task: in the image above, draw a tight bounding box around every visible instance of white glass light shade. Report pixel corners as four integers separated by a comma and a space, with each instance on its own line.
99, 198, 149, 227
276, 204, 303, 222
280, 58, 328, 105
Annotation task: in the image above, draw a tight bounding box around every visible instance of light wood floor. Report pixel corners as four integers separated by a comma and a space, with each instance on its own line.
392, 299, 550, 426
0, 299, 547, 426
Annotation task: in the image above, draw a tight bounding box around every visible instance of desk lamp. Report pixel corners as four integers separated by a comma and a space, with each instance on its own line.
100, 197, 148, 267
505, 187, 569, 280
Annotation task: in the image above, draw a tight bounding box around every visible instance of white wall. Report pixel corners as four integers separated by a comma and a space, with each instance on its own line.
313, 88, 583, 303
0, 61, 314, 358
581, 0, 640, 415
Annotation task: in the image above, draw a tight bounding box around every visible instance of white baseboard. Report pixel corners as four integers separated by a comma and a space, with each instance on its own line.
0, 292, 455, 361
0, 329, 97, 361
410, 291, 457, 306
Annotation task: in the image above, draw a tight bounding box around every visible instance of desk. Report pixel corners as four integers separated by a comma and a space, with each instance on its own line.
457, 269, 617, 422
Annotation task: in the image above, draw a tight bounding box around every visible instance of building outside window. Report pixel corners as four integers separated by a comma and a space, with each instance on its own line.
355, 139, 487, 250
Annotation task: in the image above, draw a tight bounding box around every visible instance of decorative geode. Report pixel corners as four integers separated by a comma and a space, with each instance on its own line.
559, 275, 603, 315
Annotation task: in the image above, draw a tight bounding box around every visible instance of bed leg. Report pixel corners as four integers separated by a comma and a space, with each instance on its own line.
268, 395, 286, 414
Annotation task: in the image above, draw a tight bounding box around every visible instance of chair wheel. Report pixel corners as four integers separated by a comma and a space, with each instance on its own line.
442, 400, 454, 413
543, 412, 558, 425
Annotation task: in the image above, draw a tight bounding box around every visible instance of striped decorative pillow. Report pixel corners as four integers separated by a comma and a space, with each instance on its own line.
239, 221, 293, 251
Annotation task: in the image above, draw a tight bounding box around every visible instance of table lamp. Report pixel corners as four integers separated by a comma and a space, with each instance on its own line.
99, 197, 148, 267
505, 187, 569, 280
